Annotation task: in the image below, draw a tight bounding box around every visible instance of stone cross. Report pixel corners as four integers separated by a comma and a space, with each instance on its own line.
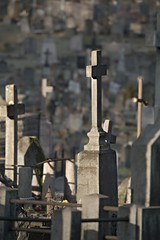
0, 85, 25, 186
41, 78, 53, 115
103, 119, 116, 144
86, 50, 107, 131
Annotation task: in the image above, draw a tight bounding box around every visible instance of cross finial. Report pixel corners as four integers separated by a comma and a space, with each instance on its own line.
86, 50, 107, 130
86, 50, 107, 80
41, 78, 53, 98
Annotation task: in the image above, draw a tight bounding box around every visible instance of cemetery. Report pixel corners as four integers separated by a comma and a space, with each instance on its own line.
0, 0, 160, 240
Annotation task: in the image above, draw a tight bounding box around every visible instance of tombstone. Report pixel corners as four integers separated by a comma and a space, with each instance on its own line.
109, 82, 120, 95
124, 99, 137, 126
18, 136, 45, 194
124, 142, 132, 169
19, 11, 30, 33
0, 85, 25, 185
18, 167, 33, 199
41, 37, 58, 65
23, 37, 37, 55
77, 50, 118, 239
142, 106, 154, 130
68, 80, 80, 95
70, 34, 83, 52
42, 161, 55, 201
65, 112, 82, 133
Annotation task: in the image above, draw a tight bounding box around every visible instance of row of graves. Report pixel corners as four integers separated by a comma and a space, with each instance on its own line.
0, 0, 158, 37
1, 42, 160, 239
1, 12, 160, 239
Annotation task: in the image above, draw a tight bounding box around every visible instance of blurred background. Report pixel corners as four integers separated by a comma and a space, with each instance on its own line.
0, 0, 159, 182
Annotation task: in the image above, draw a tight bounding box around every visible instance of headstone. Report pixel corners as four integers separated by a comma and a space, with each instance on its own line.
68, 80, 80, 95
18, 167, 33, 199
23, 37, 37, 55
19, 11, 30, 33
70, 34, 83, 52
77, 50, 118, 238
124, 142, 132, 168
42, 161, 55, 200
65, 112, 82, 133
41, 37, 58, 65
142, 106, 154, 130
18, 136, 45, 194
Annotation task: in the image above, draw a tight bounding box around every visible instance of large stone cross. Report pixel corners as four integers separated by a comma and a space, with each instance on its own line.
86, 50, 107, 131
0, 85, 25, 185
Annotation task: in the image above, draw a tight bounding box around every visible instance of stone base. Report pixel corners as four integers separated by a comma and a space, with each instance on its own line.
77, 149, 118, 206
81, 194, 115, 240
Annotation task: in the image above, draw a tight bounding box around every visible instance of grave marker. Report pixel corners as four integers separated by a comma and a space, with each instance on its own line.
77, 50, 118, 238
41, 78, 53, 115
0, 85, 25, 186
86, 50, 107, 132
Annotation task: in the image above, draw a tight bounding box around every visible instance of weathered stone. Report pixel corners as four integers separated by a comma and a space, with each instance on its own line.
18, 167, 32, 199
82, 194, 111, 240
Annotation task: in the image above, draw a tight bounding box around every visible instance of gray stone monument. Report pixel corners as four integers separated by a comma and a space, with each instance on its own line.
0, 85, 25, 186
77, 50, 118, 239
131, 13, 160, 207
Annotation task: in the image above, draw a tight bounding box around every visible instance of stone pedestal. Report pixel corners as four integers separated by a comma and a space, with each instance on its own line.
82, 194, 111, 240
131, 121, 160, 206
77, 141, 118, 207
0, 186, 18, 240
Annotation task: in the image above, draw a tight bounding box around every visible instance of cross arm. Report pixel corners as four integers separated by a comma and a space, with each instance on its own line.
7, 103, 25, 119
